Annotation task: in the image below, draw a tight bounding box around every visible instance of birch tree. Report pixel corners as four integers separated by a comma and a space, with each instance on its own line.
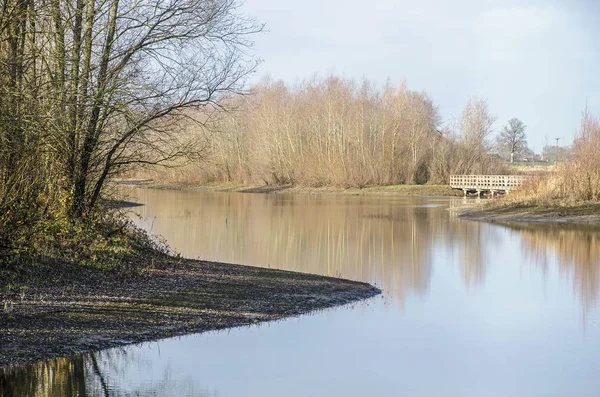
458, 97, 496, 173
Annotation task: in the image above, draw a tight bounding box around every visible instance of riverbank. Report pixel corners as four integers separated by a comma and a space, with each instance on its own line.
111, 179, 463, 197
452, 201, 600, 223
0, 254, 380, 369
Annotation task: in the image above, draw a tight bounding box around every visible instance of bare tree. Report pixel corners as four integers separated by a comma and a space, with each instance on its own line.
0, 0, 59, 244
129, 78, 512, 188
459, 97, 495, 150
456, 97, 497, 174
149, 76, 458, 187
0, 0, 262, 222
62, 0, 262, 217
496, 118, 527, 163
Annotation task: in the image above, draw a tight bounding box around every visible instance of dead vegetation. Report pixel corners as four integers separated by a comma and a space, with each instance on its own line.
131, 78, 509, 187
459, 107, 600, 220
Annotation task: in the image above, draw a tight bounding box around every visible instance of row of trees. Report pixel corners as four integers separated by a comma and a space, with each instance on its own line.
0, 0, 258, 243
186, 77, 509, 187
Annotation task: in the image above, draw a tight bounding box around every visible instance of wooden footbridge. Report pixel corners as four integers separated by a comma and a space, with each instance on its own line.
450, 175, 530, 197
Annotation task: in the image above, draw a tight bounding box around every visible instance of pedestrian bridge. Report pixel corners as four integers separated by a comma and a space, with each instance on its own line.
450, 175, 529, 196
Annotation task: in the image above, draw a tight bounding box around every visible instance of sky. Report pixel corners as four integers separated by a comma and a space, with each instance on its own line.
240, 0, 600, 151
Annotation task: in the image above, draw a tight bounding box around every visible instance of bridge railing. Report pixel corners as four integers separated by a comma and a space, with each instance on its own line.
450, 175, 530, 190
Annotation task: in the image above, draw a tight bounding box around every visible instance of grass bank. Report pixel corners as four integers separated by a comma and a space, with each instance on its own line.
112, 179, 463, 197
0, 253, 379, 369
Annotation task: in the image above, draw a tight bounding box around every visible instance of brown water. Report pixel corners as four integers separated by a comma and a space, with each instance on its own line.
3, 188, 600, 396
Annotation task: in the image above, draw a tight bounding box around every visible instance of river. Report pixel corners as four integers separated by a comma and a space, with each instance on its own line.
3, 188, 600, 396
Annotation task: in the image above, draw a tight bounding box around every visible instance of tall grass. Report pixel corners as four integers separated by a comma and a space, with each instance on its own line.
501, 108, 600, 207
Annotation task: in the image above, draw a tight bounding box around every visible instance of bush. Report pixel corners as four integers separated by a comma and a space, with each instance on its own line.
0, 208, 171, 291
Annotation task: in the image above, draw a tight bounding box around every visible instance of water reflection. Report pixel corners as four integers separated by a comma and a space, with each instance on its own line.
0, 348, 201, 397
124, 189, 501, 304
5, 190, 600, 396
1, 356, 87, 397
505, 222, 600, 311
123, 189, 600, 307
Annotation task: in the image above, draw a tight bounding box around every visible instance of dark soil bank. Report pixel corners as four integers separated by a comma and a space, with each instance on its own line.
452, 203, 600, 224
0, 257, 380, 369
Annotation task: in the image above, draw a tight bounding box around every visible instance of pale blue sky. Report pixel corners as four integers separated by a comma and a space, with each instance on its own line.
241, 0, 600, 151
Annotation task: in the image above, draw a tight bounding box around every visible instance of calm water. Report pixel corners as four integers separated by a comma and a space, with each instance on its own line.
3, 188, 600, 396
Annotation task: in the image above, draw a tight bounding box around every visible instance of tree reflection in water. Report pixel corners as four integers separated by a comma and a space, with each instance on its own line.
127, 188, 600, 311
127, 189, 501, 306
5, 191, 600, 395
1, 355, 87, 397
506, 222, 600, 312
0, 348, 199, 397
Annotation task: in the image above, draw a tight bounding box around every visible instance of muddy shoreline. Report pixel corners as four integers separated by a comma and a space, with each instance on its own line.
451, 203, 600, 224
0, 256, 380, 370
